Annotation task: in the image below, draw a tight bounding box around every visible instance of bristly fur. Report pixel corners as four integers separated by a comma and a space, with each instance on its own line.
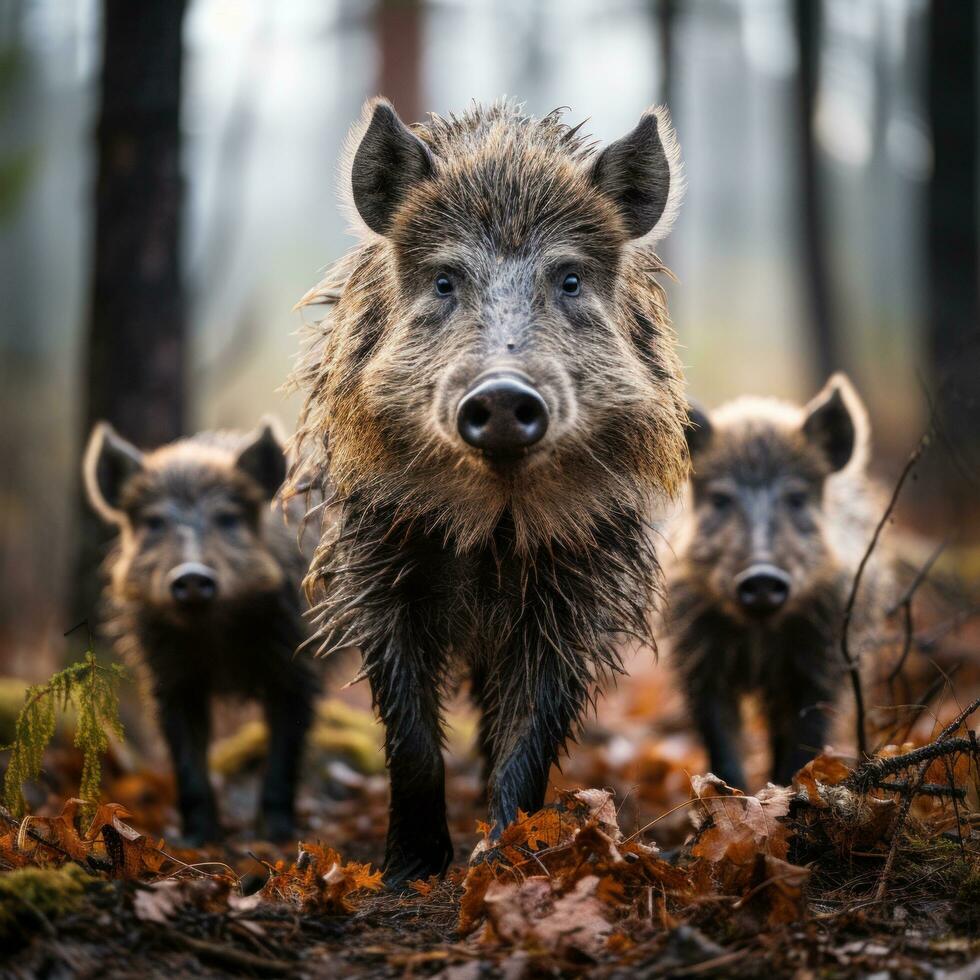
665, 376, 893, 787
87, 427, 317, 844
286, 99, 688, 885
288, 100, 687, 555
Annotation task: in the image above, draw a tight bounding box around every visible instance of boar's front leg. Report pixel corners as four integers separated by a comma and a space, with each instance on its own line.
690, 687, 746, 790
768, 694, 831, 786
156, 684, 221, 844
485, 646, 587, 833
370, 639, 453, 889
765, 628, 839, 785
766, 672, 835, 786
259, 661, 316, 842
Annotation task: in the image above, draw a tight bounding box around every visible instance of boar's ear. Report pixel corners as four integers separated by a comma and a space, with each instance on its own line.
685, 403, 713, 458
802, 373, 868, 472
235, 417, 288, 500
589, 106, 682, 241
349, 98, 435, 235
84, 422, 145, 523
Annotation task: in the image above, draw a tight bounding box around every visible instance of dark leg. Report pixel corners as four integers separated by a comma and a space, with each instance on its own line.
769, 698, 830, 786
485, 647, 587, 834
691, 690, 746, 789
766, 630, 839, 785
370, 645, 452, 889
156, 684, 220, 844
260, 662, 316, 842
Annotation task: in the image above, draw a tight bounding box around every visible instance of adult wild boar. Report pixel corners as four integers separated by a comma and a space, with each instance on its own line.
667, 374, 893, 788
288, 98, 689, 886
84, 419, 316, 844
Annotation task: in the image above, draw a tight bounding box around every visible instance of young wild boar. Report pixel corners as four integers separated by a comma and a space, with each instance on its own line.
84, 419, 316, 844
287, 98, 689, 886
666, 374, 891, 788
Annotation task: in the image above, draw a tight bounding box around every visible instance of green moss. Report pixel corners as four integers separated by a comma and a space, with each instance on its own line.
0, 865, 91, 942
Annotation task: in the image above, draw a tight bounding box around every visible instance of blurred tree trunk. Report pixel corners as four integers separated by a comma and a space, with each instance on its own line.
655, 0, 675, 111
377, 0, 423, 123
75, 0, 187, 630
926, 0, 980, 529
793, 0, 839, 383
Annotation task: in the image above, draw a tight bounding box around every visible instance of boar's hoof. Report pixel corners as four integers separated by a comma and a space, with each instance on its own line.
382, 838, 454, 892
260, 810, 296, 844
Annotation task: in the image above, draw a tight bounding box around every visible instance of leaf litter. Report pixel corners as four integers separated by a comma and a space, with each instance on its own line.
0, 582, 978, 976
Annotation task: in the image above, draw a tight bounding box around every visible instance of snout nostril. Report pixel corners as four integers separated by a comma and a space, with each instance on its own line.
466, 403, 492, 428
734, 565, 791, 616
169, 565, 218, 605
456, 374, 549, 454
514, 401, 538, 426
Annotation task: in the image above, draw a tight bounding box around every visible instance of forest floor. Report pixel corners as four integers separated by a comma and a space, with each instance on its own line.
1, 565, 979, 978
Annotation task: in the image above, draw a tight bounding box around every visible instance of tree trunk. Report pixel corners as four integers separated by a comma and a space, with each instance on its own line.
656, 0, 675, 112
793, 0, 839, 383
926, 0, 980, 530
75, 0, 187, 630
377, 0, 423, 123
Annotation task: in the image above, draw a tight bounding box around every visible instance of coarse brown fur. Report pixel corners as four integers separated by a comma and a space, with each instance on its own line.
287, 98, 689, 886
665, 375, 894, 787
84, 420, 317, 844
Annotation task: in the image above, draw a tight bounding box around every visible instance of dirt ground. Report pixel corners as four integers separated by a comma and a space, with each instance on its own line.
1, 562, 979, 979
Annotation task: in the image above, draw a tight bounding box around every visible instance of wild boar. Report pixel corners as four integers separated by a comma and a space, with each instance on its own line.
84, 419, 316, 843
287, 98, 689, 886
666, 374, 892, 787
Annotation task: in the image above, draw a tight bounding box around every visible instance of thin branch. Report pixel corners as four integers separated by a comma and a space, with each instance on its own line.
886, 536, 949, 694
841, 431, 930, 758
886, 536, 950, 617
843, 695, 980, 903
872, 781, 967, 799
846, 736, 975, 792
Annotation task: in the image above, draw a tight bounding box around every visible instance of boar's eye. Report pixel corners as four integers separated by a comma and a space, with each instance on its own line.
434, 273, 454, 297
141, 514, 166, 533
784, 490, 808, 512
215, 511, 242, 531
561, 272, 581, 297
708, 490, 733, 512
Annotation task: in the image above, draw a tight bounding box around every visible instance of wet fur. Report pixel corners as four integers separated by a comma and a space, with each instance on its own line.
287, 100, 688, 885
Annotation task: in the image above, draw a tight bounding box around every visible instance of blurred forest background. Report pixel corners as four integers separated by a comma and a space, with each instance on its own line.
0, 0, 977, 682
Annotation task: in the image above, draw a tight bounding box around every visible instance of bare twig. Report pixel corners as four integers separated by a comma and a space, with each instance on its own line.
841, 431, 930, 758
886, 537, 950, 618
846, 736, 975, 793
886, 537, 950, 698
893, 664, 961, 747
851, 691, 979, 790
872, 781, 967, 799
853, 696, 980, 902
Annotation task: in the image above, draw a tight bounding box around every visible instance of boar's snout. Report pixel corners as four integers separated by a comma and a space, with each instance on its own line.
734, 564, 790, 617
456, 372, 549, 455
168, 563, 218, 606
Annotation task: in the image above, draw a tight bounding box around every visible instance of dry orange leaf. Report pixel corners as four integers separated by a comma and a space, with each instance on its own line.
260, 840, 382, 913
793, 752, 853, 806
690, 775, 794, 865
